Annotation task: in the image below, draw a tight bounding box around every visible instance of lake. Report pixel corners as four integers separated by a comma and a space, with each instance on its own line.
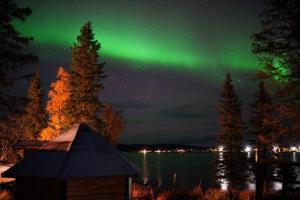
123, 152, 300, 191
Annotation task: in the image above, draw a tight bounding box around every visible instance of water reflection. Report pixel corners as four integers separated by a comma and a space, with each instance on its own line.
129, 152, 300, 191
272, 182, 282, 191
292, 152, 297, 162
156, 154, 162, 187
220, 178, 229, 191
247, 182, 256, 191
173, 173, 176, 186
216, 151, 229, 191
142, 152, 149, 184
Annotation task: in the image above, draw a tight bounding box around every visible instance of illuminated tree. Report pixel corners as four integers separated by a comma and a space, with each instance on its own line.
64, 21, 105, 132
39, 67, 70, 140
101, 104, 125, 145
0, 114, 25, 162
252, 0, 300, 142
22, 70, 46, 140
217, 73, 245, 188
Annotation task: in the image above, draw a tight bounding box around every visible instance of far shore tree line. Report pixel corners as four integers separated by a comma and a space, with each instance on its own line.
217, 0, 300, 189
0, 0, 124, 162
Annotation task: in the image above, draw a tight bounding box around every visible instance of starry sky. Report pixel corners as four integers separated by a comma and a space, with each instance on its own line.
16, 0, 264, 145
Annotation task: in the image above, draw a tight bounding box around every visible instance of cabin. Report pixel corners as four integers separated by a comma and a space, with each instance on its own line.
2, 123, 139, 200
13, 140, 48, 156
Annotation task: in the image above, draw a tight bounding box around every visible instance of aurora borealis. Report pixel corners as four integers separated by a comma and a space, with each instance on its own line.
17, 0, 264, 144
17, 0, 261, 72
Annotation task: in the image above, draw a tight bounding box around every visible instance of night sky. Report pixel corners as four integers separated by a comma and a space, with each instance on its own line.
16, 0, 264, 145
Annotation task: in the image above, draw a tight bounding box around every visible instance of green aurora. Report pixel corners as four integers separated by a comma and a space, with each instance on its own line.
16, 0, 260, 72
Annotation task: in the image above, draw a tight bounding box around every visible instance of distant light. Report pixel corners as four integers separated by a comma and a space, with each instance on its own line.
290, 146, 297, 152
140, 149, 149, 154
155, 149, 161, 153
244, 145, 252, 153
218, 145, 224, 152
272, 145, 280, 153
177, 149, 185, 153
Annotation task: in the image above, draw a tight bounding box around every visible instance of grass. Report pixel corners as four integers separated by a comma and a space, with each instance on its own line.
131, 183, 255, 200
0, 190, 12, 200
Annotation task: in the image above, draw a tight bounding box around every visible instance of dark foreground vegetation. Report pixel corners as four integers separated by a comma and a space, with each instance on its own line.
131, 183, 300, 200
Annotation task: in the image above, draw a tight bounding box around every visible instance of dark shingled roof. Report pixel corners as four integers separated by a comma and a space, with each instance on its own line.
3, 123, 139, 179
13, 140, 48, 150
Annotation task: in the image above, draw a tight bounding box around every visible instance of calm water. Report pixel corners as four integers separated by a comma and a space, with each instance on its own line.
123, 152, 300, 191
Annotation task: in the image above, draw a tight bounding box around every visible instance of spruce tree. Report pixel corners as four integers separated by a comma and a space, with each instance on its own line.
218, 73, 244, 151
65, 22, 105, 132
252, 0, 300, 142
0, 0, 38, 116
250, 81, 275, 158
217, 73, 245, 189
23, 70, 45, 140
0, 0, 37, 161
40, 67, 70, 140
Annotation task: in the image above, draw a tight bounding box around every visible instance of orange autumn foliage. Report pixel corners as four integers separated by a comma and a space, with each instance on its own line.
40, 67, 71, 140
101, 104, 125, 145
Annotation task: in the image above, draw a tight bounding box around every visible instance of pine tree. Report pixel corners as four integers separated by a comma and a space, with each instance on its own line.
23, 70, 46, 140
0, 0, 38, 117
0, 0, 37, 162
252, 0, 300, 87
65, 22, 105, 132
217, 73, 245, 188
218, 73, 244, 151
250, 81, 275, 158
252, 0, 300, 142
40, 67, 70, 140
101, 104, 125, 145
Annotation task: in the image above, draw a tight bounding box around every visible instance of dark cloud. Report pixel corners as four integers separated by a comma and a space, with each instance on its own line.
108, 100, 152, 110
159, 103, 215, 119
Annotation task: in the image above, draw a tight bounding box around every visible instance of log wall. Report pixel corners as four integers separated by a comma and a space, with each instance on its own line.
66, 176, 126, 200
15, 177, 63, 200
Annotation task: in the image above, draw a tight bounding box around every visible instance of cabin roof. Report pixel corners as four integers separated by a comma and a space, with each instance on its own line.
3, 123, 139, 179
13, 140, 48, 150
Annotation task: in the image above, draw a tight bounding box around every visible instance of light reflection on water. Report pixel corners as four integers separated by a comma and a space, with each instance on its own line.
142, 152, 149, 184
156, 154, 162, 187
124, 152, 300, 191
216, 151, 228, 191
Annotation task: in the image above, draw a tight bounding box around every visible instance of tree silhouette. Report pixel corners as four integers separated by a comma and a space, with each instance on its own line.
22, 70, 46, 140
0, 0, 38, 117
250, 81, 276, 159
217, 73, 245, 189
0, 0, 38, 162
252, 0, 300, 142
64, 21, 105, 133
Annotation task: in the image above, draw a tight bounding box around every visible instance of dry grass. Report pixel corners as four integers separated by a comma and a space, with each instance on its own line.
132, 183, 154, 200
131, 183, 255, 200
203, 188, 228, 200
238, 190, 255, 200
0, 190, 12, 200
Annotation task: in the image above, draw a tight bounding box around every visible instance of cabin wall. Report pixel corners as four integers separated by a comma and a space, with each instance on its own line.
15, 177, 64, 200
66, 176, 126, 200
